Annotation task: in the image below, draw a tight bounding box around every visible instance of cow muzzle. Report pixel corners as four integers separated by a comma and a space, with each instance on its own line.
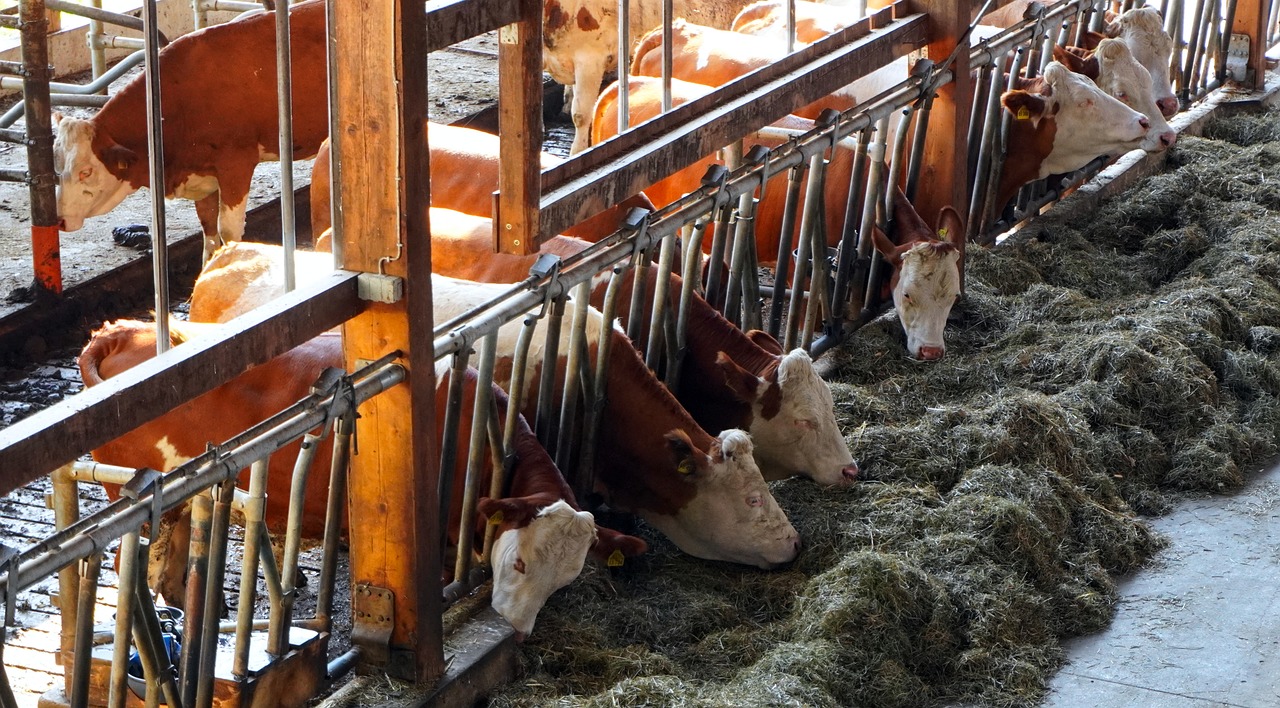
916, 345, 945, 361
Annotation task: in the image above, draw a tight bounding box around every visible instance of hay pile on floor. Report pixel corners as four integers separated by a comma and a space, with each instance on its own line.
487, 109, 1280, 707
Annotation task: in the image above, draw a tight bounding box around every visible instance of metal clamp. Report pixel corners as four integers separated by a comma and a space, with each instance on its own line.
121, 467, 165, 544
350, 584, 394, 666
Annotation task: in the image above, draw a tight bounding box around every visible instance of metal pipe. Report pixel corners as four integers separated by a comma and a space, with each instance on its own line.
437, 350, 470, 551
327, 646, 363, 681
195, 481, 235, 708
108, 531, 141, 708
130, 541, 182, 708
315, 412, 353, 628
88, 0, 105, 85
784, 150, 827, 352
670, 220, 706, 388
324, 0, 342, 263
276, 0, 296, 292
19, 0, 61, 296
69, 554, 101, 708
662, 0, 673, 113
556, 283, 591, 468
43, 0, 170, 43
767, 165, 805, 337
534, 296, 566, 445
0, 49, 143, 128
581, 267, 625, 500
617, 0, 630, 135
195, 0, 263, 12
626, 241, 652, 345
645, 233, 677, 369
969, 55, 1007, 240
90, 33, 146, 51
232, 458, 270, 678
1182, 0, 1208, 101
268, 429, 321, 656
454, 333, 499, 583
706, 201, 735, 313
52, 464, 82, 697
140, 0, 170, 353
858, 117, 891, 318
179, 492, 212, 708
831, 127, 871, 326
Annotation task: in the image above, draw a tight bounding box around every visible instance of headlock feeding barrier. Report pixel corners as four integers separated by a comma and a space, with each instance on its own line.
0, 0, 1276, 705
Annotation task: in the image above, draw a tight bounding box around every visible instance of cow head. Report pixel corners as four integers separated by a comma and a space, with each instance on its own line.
715, 343, 858, 486
53, 113, 139, 232
1108, 7, 1177, 118
872, 188, 965, 361
1004, 62, 1149, 178
647, 429, 800, 569
1055, 39, 1175, 152
478, 498, 598, 640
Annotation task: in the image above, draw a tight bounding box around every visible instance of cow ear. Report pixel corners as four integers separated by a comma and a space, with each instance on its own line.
589, 527, 649, 564
871, 226, 904, 267
478, 496, 540, 528
937, 206, 967, 296
52, 111, 63, 127
1001, 90, 1047, 127
664, 429, 704, 476
890, 187, 931, 243
1053, 46, 1097, 79
745, 329, 785, 356
715, 351, 761, 404
103, 143, 138, 173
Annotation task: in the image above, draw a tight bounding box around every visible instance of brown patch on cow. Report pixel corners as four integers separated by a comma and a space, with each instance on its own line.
758, 379, 783, 421
545, 0, 568, 33
576, 7, 599, 32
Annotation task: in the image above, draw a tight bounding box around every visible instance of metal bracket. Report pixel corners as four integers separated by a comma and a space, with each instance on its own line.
351, 583, 394, 666
1227, 33, 1252, 84
356, 273, 404, 304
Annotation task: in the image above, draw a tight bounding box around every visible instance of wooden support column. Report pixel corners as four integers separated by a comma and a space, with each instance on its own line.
1232, 0, 1270, 90
907, 0, 972, 226
494, 0, 542, 255
331, 0, 443, 683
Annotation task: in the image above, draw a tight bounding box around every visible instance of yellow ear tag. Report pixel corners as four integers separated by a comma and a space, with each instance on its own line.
607, 550, 625, 567
677, 460, 696, 475
937, 227, 949, 239
1016, 106, 1031, 121
488, 510, 504, 526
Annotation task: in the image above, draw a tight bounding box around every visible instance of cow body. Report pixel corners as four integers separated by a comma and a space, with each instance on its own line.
310, 123, 654, 242
77, 319, 645, 637
54, 0, 329, 263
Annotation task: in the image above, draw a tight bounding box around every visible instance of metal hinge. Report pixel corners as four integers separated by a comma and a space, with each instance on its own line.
350, 583, 395, 666
1227, 33, 1252, 84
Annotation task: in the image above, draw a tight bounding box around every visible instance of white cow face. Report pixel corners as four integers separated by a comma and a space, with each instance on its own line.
1109, 7, 1177, 118
1090, 39, 1175, 152
717, 346, 858, 486
483, 499, 597, 640
53, 114, 138, 231
1036, 62, 1150, 177
645, 429, 800, 569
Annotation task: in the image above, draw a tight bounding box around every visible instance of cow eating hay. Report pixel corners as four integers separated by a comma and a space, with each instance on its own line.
482, 108, 1280, 706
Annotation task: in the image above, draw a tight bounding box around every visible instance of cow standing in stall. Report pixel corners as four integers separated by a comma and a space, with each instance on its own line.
53, 0, 329, 264
77, 319, 647, 638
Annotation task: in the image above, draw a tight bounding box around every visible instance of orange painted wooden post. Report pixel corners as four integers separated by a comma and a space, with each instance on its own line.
906, 0, 972, 226
331, 0, 444, 683
1232, 0, 1270, 90
495, 0, 542, 255
20, 0, 61, 295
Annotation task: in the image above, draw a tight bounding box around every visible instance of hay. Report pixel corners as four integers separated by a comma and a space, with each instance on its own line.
487, 108, 1280, 707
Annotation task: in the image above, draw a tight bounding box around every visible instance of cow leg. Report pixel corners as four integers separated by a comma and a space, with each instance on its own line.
570, 56, 607, 155
195, 193, 221, 264
218, 198, 249, 253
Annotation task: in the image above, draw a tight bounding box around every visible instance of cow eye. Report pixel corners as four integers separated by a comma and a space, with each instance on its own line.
794, 419, 816, 430
78, 167, 93, 182
746, 495, 764, 508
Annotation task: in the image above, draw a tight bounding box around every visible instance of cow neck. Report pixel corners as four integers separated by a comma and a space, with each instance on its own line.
595, 329, 710, 515
997, 116, 1057, 216
679, 295, 781, 430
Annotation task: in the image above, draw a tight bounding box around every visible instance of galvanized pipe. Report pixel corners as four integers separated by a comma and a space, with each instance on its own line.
454, 332, 500, 583
581, 267, 625, 501
626, 241, 653, 345
88, 0, 106, 84
1182, 0, 1209, 101
858, 117, 891, 318
108, 530, 141, 708
969, 55, 1007, 240
437, 351, 470, 551
275, 0, 297, 292
179, 491, 212, 707
138, 0, 171, 353
0, 49, 142, 128
556, 282, 592, 468
706, 201, 736, 313
767, 165, 805, 337
831, 127, 871, 325
69, 554, 101, 708
43, 0, 170, 43
645, 233, 677, 369
129, 541, 182, 708
89, 34, 146, 51
267, 429, 322, 656
534, 296, 567, 445
784, 150, 827, 352
905, 94, 933, 201
19, 0, 60, 295
617, 0, 630, 135
328, 646, 363, 681
1218, 0, 1239, 86
315, 412, 353, 628
670, 220, 707, 388
52, 464, 82, 696
232, 458, 270, 678
662, 0, 673, 113
194, 481, 235, 708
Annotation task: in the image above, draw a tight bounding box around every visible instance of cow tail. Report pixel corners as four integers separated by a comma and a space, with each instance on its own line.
631, 24, 666, 68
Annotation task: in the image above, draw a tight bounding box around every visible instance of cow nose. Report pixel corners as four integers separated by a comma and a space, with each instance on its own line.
917, 345, 945, 361
513, 629, 527, 643
1157, 96, 1178, 117
841, 463, 859, 482
1159, 130, 1176, 148
1138, 116, 1151, 130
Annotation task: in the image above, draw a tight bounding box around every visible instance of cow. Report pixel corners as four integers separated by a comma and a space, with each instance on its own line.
53, 0, 329, 264
193, 216, 858, 487
541, 0, 752, 154
871, 188, 965, 360
77, 318, 647, 638
1051, 39, 1175, 150
309, 123, 655, 242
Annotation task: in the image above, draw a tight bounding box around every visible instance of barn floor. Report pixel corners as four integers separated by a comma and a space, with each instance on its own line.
1044, 457, 1280, 708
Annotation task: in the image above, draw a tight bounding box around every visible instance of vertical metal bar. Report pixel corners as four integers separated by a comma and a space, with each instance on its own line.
1183, 0, 1209, 100
534, 297, 566, 445
787, 0, 797, 53
438, 351, 470, 550
130, 541, 182, 708
325, 0, 343, 263
626, 245, 653, 344
19, 0, 61, 296
179, 492, 212, 707
858, 116, 891, 318
905, 95, 932, 201
784, 151, 827, 352
455, 333, 499, 582
617, 0, 630, 134
966, 63, 990, 185
726, 185, 760, 330
232, 458, 271, 678
767, 165, 805, 337
268, 431, 323, 656
108, 531, 141, 708
556, 287, 590, 468
670, 220, 705, 387
192, 0, 207, 30
195, 481, 234, 708
968, 56, 1006, 241
832, 128, 871, 324
51, 466, 81, 697
662, 0, 673, 112
1216, 0, 1238, 87
579, 268, 625, 502
139, 0, 170, 351
276, 0, 296, 292
69, 554, 101, 708
316, 413, 354, 628
706, 202, 735, 312
88, 0, 105, 85
645, 232, 678, 368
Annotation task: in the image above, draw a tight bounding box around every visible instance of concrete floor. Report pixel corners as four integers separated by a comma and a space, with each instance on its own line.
1045, 459, 1280, 708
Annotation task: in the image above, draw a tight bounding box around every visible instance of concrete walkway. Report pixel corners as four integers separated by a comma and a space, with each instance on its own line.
1045, 460, 1280, 708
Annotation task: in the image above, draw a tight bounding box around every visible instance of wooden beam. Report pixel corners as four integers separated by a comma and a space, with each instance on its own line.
331, 0, 444, 684
424, 0, 520, 52
908, 0, 972, 225
494, 0, 542, 255
539, 14, 929, 240
0, 272, 363, 498
1232, 0, 1270, 91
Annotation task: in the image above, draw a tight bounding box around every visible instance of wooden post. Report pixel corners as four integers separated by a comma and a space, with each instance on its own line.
494, 0, 542, 255
906, 0, 972, 226
1232, 0, 1270, 90
331, 0, 444, 683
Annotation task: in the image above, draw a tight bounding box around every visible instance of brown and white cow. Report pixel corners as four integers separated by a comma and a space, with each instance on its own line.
871, 188, 965, 361
1052, 38, 1175, 152
309, 123, 655, 241
53, 0, 328, 264
77, 319, 646, 638
195, 216, 857, 488
730, 0, 856, 43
